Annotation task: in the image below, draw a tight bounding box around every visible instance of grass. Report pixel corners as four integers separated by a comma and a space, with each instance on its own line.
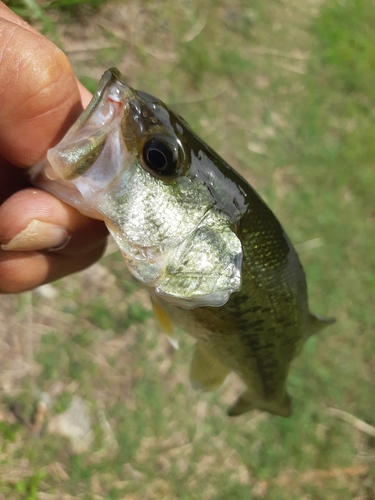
1, 0, 375, 498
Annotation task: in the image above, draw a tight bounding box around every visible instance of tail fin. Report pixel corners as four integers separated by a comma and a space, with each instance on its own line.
227, 390, 291, 417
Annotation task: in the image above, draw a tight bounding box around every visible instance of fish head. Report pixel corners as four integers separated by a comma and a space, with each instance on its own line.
32, 68, 243, 308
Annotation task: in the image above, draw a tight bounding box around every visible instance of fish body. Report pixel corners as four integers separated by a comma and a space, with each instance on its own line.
31, 68, 334, 417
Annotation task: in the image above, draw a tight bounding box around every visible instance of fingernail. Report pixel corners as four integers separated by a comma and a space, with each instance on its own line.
1, 220, 69, 252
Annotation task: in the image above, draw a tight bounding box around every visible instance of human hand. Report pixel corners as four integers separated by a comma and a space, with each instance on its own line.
0, 2, 108, 293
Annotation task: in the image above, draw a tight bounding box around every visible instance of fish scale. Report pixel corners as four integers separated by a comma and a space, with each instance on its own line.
31, 68, 334, 417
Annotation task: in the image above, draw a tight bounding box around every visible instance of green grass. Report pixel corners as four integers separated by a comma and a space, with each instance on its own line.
1, 0, 375, 498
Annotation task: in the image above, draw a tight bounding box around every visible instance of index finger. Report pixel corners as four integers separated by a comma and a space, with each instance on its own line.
0, 2, 91, 107
0, 3, 89, 167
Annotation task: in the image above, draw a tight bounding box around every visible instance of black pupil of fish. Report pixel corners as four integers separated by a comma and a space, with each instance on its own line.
144, 139, 176, 175
147, 148, 168, 170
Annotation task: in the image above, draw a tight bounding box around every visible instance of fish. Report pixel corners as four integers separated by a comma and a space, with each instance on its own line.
31, 68, 334, 417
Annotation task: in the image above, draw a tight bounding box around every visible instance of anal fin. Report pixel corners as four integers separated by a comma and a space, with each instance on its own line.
228, 390, 292, 417
190, 341, 231, 392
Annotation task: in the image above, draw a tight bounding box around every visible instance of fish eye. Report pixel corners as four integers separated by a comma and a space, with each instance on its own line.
142, 136, 178, 177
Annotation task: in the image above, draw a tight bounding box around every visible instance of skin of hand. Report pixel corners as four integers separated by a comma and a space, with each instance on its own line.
0, 2, 108, 293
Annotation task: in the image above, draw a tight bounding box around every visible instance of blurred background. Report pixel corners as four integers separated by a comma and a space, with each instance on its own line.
0, 0, 374, 498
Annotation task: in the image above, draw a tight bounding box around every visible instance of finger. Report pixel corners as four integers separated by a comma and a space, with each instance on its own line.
0, 188, 108, 255
0, 16, 82, 167
0, 156, 31, 205
0, 244, 106, 293
0, 1, 42, 35
0, 2, 92, 111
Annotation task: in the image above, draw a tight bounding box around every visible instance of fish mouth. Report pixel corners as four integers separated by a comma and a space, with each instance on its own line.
45, 71, 133, 184
29, 69, 135, 218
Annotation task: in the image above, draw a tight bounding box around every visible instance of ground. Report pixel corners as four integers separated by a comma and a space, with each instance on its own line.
1, 0, 375, 498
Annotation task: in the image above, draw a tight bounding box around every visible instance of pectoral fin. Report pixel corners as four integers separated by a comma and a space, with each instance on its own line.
227, 390, 291, 417
150, 296, 179, 349
190, 341, 230, 391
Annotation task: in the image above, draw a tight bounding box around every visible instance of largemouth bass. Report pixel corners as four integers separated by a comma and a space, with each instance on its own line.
31, 68, 334, 417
